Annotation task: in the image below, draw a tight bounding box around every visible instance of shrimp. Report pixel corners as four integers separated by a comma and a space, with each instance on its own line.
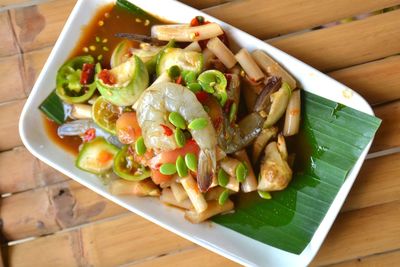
136, 82, 217, 192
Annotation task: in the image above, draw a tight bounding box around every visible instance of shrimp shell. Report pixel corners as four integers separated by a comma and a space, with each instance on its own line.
136, 82, 217, 191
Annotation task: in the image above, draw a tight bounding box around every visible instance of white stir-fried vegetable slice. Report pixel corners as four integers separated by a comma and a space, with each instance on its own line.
152, 23, 224, 42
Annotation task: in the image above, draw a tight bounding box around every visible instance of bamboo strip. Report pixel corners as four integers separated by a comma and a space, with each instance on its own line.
22, 46, 51, 95
311, 200, 400, 266
270, 9, 400, 71
0, 55, 26, 103
328, 249, 400, 267
0, 180, 125, 241
329, 55, 400, 105
0, 99, 25, 151
0, 11, 19, 57
9, 0, 76, 53
0, 147, 69, 194
371, 100, 400, 153
126, 246, 240, 267
205, 0, 400, 39
341, 153, 400, 212
6, 199, 400, 266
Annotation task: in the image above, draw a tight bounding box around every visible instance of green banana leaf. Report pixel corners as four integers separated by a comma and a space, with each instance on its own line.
212, 91, 381, 254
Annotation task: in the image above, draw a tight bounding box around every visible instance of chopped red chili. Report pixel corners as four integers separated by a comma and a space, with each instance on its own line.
224, 99, 233, 114
195, 91, 209, 104
80, 63, 95, 85
83, 128, 96, 142
160, 124, 173, 136
190, 17, 200, 27
186, 139, 197, 146
175, 75, 183, 85
98, 69, 116, 85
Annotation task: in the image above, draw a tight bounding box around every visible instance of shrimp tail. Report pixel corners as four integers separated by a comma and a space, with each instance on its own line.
197, 149, 216, 192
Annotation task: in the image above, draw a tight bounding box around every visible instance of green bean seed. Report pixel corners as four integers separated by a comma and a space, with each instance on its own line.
168, 65, 181, 79
169, 112, 186, 129
160, 163, 177, 175
176, 155, 188, 177
218, 168, 229, 187
258, 190, 272, 199
185, 153, 197, 172
235, 162, 248, 182
184, 71, 197, 85
174, 128, 186, 148
229, 103, 237, 123
187, 82, 202, 93
135, 136, 146, 156
218, 189, 230, 205
188, 118, 208, 130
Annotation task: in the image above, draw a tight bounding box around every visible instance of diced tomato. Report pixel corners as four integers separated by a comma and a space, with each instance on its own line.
82, 128, 96, 142
151, 169, 172, 184
195, 91, 209, 104
80, 63, 95, 85
98, 150, 113, 164
132, 147, 154, 167
160, 124, 173, 136
98, 69, 116, 85
116, 112, 142, 144
149, 139, 200, 169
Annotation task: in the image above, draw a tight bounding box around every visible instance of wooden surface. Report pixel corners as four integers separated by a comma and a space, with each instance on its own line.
1, 0, 400, 266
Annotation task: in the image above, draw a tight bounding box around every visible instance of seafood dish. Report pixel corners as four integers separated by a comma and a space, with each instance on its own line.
40, 0, 305, 223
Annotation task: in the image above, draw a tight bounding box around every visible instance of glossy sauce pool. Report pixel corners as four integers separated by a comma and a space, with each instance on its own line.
43, 3, 162, 155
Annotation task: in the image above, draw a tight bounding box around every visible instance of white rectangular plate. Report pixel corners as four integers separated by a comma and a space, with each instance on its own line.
19, 0, 375, 266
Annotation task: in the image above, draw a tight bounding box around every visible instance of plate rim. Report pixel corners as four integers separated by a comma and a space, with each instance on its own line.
18, 0, 376, 266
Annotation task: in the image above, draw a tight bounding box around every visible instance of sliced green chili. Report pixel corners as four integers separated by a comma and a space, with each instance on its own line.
168, 65, 181, 79
198, 70, 228, 106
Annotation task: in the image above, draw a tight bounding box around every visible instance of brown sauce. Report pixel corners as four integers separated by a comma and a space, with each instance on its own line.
44, 118, 82, 155
43, 3, 162, 154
